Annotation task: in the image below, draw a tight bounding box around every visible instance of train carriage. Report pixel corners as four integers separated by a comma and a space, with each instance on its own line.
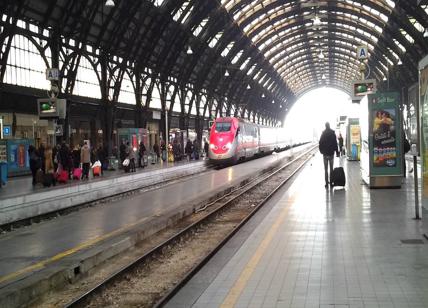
208, 117, 291, 164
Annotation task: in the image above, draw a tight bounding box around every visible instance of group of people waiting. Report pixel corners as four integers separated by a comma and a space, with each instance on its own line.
118, 140, 162, 172
28, 141, 107, 186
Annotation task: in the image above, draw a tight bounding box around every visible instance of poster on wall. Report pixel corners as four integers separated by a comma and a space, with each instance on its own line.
419, 56, 428, 202
0, 141, 7, 162
7, 139, 33, 175
372, 108, 397, 167
368, 92, 401, 176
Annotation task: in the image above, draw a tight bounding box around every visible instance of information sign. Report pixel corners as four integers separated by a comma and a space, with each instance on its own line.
357, 45, 369, 60
46, 68, 59, 81
3, 125, 11, 137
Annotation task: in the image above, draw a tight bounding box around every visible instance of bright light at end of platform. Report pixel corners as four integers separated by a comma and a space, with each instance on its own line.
283, 87, 359, 143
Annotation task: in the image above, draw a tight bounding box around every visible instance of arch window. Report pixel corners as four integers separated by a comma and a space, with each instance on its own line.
118, 73, 136, 105
73, 56, 101, 99
4, 34, 50, 90
151, 83, 162, 110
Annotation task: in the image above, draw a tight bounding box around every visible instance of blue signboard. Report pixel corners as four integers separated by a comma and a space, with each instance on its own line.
3, 125, 11, 137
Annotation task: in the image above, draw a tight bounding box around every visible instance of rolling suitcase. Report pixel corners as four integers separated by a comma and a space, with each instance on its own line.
331, 167, 346, 187
57, 170, 69, 184
73, 168, 82, 180
42, 173, 55, 187
92, 166, 101, 177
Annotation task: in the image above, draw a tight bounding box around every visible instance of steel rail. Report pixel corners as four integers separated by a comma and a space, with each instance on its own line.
64, 145, 317, 308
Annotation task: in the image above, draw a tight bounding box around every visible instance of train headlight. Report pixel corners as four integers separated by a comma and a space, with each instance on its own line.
210, 144, 215, 149
225, 142, 232, 149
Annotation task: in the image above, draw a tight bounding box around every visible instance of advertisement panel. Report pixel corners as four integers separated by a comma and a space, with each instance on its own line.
7, 139, 33, 175
419, 56, 428, 228
368, 92, 402, 176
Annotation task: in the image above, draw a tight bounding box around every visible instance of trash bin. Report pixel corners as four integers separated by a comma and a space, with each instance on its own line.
0, 162, 7, 187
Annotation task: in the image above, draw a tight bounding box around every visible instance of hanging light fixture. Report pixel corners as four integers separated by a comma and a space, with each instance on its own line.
383, 76, 387, 81
398, 59, 402, 65
318, 50, 325, 59
272, 100, 275, 104
424, 28, 428, 38
322, 74, 326, 80
247, 84, 251, 89
313, 15, 321, 26
186, 46, 193, 54
225, 70, 230, 77
105, 0, 115, 6
261, 93, 265, 98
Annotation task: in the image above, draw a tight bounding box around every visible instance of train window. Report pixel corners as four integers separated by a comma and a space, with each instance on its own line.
215, 122, 232, 132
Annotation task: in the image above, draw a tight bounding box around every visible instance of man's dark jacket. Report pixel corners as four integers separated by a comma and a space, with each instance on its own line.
319, 128, 338, 156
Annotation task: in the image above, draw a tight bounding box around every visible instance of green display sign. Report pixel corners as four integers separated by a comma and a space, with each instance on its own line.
368, 92, 402, 176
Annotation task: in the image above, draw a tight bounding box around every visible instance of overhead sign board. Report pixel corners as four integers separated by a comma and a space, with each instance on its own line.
152, 110, 161, 120
37, 98, 66, 119
352, 79, 377, 97
46, 68, 59, 81
356, 45, 369, 60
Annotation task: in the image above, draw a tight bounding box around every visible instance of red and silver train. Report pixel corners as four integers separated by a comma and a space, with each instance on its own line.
208, 117, 293, 164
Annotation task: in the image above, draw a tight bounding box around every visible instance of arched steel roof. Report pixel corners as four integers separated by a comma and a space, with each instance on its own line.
1, 0, 428, 121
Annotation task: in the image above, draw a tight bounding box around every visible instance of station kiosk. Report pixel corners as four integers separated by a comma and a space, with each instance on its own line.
359, 92, 403, 188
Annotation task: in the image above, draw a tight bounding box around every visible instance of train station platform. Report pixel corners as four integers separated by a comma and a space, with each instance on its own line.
0, 147, 303, 308
0, 158, 209, 227
168, 154, 428, 308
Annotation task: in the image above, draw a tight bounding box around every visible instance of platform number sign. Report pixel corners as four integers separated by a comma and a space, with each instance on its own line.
357, 46, 369, 60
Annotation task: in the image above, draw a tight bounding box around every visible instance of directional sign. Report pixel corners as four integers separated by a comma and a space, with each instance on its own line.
46, 68, 59, 81
356, 45, 369, 60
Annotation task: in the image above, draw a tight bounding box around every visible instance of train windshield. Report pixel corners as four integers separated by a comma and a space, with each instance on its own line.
215, 122, 232, 132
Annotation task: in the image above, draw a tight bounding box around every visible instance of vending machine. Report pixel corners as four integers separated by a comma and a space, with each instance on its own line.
359, 92, 403, 188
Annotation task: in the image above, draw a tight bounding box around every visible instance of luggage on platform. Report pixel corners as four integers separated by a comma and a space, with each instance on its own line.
331, 167, 346, 187
73, 168, 82, 180
43, 173, 55, 187
57, 170, 69, 184
92, 166, 101, 177
162, 150, 167, 162
36, 169, 44, 184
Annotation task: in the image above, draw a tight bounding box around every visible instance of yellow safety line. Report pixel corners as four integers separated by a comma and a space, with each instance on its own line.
0, 216, 149, 285
221, 200, 291, 308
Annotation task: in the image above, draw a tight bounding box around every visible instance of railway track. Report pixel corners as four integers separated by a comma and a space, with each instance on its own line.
63, 145, 316, 308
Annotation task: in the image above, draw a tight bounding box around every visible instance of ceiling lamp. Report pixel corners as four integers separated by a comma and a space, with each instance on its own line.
313, 15, 321, 26
424, 28, 428, 38
383, 76, 387, 81
398, 59, 402, 65
247, 84, 251, 89
318, 50, 325, 59
322, 74, 326, 80
225, 70, 230, 77
262, 93, 265, 98
105, 0, 115, 6
186, 46, 193, 54
272, 100, 275, 104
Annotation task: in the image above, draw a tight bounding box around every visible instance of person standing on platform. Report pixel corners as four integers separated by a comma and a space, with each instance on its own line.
28, 145, 40, 185
337, 133, 344, 157
38, 143, 45, 173
185, 140, 193, 161
119, 140, 127, 168
153, 141, 160, 162
204, 138, 209, 159
80, 141, 91, 180
319, 122, 338, 188
138, 141, 146, 168
160, 140, 167, 162
127, 142, 136, 172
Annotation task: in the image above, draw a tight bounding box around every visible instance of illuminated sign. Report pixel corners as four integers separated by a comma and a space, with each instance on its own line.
352, 79, 377, 97
37, 98, 66, 119
3, 126, 11, 137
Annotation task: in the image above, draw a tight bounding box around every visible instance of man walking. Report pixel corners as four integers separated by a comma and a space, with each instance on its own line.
319, 122, 338, 188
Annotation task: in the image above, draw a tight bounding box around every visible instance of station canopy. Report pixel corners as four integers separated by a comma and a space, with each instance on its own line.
1, 0, 428, 119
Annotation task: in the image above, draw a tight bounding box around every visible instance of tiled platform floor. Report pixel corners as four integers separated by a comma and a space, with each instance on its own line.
168, 154, 428, 308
